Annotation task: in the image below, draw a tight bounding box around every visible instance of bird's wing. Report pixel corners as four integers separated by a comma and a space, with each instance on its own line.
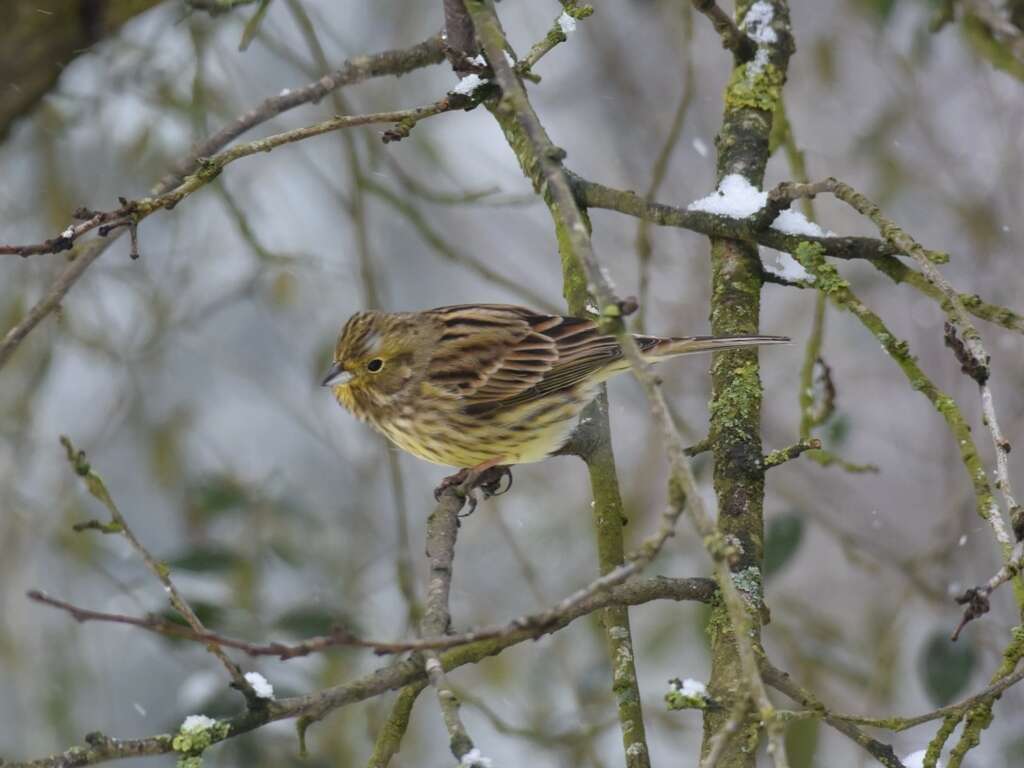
425, 305, 642, 413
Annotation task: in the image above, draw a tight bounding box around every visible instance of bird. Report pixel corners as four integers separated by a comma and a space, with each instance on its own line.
321, 303, 787, 500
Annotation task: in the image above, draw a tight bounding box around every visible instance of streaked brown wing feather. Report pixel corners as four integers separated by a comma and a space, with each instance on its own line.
424, 305, 635, 415
425, 305, 560, 400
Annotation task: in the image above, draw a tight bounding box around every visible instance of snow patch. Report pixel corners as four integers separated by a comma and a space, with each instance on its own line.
670, 677, 708, 698
244, 671, 274, 700
452, 74, 489, 96
687, 174, 767, 218
765, 252, 814, 283
461, 747, 495, 767
771, 208, 832, 237
902, 749, 942, 768
742, 2, 777, 44
558, 12, 577, 35
180, 714, 217, 733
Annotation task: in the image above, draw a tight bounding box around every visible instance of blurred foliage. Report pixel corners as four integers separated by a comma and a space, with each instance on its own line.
919, 630, 976, 706
167, 544, 245, 573
784, 716, 820, 768
764, 514, 804, 578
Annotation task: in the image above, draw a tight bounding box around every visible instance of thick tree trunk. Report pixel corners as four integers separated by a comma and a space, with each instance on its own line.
1, 0, 163, 139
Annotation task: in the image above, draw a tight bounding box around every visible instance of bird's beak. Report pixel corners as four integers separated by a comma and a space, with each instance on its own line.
320, 361, 353, 388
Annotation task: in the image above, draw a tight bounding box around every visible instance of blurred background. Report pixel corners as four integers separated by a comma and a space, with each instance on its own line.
2, 1, 1023, 766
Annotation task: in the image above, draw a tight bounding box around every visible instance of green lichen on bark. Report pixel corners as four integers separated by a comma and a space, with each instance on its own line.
171, 719, 230, 768
941, 626, 1024, 767
724, 62, 785, 112
701, 5, 794, 764
367, 681, 427, 767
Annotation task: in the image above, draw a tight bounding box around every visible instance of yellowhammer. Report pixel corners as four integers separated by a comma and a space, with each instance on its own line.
322, 304, 787, 496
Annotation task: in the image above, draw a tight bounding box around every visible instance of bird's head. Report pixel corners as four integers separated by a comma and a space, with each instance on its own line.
321, 311, 430, 419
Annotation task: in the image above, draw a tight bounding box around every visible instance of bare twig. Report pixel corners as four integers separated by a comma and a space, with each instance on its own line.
1, 102, 458, 260
518, 4, 594, 73
762, 438, 821, 469
0, 35, 445, 371
765, 651, 1024, 736
57, 436, 257, 703
762, 663, 907, 768
27, 575, 716, 658
950, 549, 1024, 641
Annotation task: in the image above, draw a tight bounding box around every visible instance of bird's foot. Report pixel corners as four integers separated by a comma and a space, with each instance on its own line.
434, 468, 470, 501
434, 463, 513, 516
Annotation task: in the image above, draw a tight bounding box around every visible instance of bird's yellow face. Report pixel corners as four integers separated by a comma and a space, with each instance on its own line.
321, 311, 432, 422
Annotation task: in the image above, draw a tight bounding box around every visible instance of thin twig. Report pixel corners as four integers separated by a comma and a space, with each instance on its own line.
762, 662, 906, 768
519, 5, 594, 73
57, 437, 257, 702
691, 0, 756, 60
762, 438, 821, 469
26, 575, 716, 657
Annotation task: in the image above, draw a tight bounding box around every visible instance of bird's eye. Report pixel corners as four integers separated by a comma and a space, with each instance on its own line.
366, 358, 384, 373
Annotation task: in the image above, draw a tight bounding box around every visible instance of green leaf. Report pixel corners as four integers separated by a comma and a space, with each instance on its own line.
158, 601, 226, 632
919, 631, 976, 705
764, 514, 804, 577
274, 606, 354, 638
785, 716, 820, 768
167, 546, 242, 573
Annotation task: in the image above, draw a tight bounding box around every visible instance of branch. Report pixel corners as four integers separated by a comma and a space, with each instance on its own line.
573, 175, 1024, 338
418, 488, 480, 763
8, 577, 715, 768
573, 175, 907, 261
762, 662, 906, 768
950, 549, 1024, 641
762, 437, 821, 469
0, 101, 460, 259
691, 0, 756, 60
763, 636, 1024, 738
518, 4, 594, 74
27, 572, 716, 658
697, 1, 794, 764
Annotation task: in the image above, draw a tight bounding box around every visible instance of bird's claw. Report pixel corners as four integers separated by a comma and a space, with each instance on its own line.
434, 468, 470, 501
433, 465, 513, 516
476, 465, 513, 498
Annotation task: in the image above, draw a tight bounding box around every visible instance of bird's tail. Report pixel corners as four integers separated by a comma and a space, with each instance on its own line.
638, 334, 790, 359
